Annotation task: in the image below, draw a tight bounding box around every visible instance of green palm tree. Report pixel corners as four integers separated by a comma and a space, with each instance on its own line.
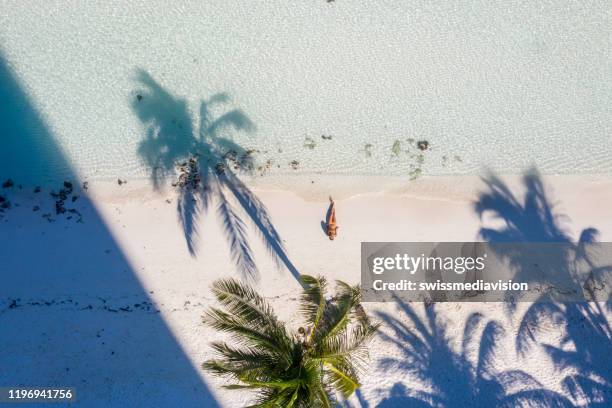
202, 275, 379, 407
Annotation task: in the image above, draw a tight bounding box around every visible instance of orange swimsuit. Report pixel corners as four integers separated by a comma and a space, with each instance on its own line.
327, 201, 338, 240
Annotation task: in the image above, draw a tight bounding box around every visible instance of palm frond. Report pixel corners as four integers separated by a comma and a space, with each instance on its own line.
207, 341, 277, 371
313, 321, 379, 371
203, 308, 288, 353
313, 283, 360, 342
210, 278, 277, 328
300, 275, 327, 336
334, 280, 361, 304
203, 276, 378, 406
323, 360, 360, 398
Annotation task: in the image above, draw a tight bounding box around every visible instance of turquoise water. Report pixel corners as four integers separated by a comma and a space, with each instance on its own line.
1, 2, 611, 186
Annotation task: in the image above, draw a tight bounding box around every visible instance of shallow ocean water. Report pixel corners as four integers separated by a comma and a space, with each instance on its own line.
1, 1, 611, 187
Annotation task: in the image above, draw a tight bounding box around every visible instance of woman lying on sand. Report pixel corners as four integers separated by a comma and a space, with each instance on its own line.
326, 198, 338, 240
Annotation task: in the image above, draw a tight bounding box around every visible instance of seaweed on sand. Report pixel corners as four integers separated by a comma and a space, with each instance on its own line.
303, 136, 316, 149
391, 140, 401, 157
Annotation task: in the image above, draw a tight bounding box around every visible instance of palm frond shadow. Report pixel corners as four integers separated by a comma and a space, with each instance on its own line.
132, 70, 298, 281
474, 169, 611, 406
518, 298, 612, 407
375, 299, 573, 407
474, 169, 588, 306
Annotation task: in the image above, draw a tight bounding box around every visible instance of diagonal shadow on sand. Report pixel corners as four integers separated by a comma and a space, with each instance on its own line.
0, 55, 219, 406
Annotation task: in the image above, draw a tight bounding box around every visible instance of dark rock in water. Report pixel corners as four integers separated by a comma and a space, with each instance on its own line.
2, 179, 14, 188
1, 201, 11, 209
417, 140, 429, 151
64, 181, 73, 191
34, 186, 41, 193
72, 195, 78, 202
215, 162, 226, 175
224, 149, 238, 161
0, 195, 5, 203
55, 200, 66, 215
33, 205, 40, 212
117, 178, 127, 186
9, 299, 18, 309
59, 190, 68, 201
82, 181, 89, 191
136, 94, 143, 102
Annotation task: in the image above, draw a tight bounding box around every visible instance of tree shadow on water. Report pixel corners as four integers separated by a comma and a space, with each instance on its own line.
132, 70, 299, 282
375, 299, 573, 407
475, 169, 612, 406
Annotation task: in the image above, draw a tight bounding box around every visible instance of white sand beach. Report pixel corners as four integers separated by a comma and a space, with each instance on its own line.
1, 174, 610, 406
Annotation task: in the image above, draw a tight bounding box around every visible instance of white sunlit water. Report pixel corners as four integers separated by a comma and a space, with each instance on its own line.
0, 1, 611, 188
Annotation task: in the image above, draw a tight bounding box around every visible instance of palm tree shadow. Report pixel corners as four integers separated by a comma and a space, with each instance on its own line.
375, 298, 573, 407
474, 169, 612, 406
474, 169, 572, 243
132, 70, 299, 282
474, 168, 608, 306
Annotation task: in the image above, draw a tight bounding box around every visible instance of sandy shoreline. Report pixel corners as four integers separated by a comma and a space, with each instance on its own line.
66, 171, 612, 202
1, 173, 611, 406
